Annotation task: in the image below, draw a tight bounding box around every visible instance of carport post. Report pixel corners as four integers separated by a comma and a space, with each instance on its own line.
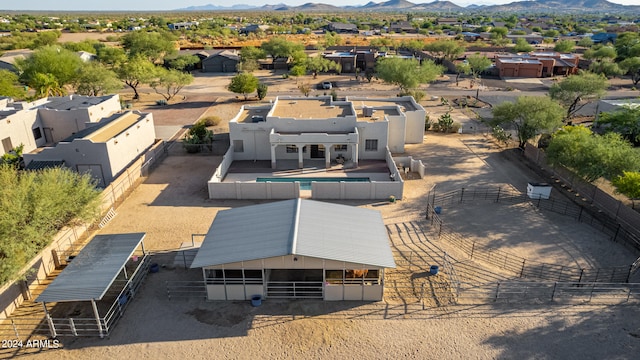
43, 303, 57, 338
91, 299, 104, 338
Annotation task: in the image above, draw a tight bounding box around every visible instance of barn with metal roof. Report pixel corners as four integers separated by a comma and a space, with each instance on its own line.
191, 199, 395, 301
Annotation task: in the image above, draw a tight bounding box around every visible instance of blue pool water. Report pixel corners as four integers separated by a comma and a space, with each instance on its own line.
256, 177, 370, 190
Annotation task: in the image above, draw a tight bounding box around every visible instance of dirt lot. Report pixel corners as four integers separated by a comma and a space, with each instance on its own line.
4, 56, 640, 358
7, 122, 639, 359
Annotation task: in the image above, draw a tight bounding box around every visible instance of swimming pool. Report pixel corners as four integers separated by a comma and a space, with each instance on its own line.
256, 177, 370, 190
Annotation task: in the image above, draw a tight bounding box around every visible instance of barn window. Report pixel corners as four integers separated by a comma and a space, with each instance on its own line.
233, 140, 244, 152
286, 145, 297, 153
325, 270, 343, 284
334, 145, 347, 151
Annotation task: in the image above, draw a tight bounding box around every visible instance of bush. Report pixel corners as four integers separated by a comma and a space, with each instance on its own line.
198, 116, 221, 127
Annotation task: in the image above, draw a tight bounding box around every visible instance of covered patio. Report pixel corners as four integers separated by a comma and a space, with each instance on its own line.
36, 233, 149, 338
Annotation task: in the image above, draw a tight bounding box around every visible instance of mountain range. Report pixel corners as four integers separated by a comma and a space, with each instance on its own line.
178, 0, 640, 13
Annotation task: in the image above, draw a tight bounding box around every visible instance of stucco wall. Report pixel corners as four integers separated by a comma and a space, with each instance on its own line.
0, 109, 42, 155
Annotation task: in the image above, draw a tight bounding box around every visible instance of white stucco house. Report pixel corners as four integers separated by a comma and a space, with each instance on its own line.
208, 95, 426, 200
191, 198, 396, 301
1, 94, 156, 187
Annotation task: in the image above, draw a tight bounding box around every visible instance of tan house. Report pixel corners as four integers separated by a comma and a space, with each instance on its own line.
495, 52, 579, 78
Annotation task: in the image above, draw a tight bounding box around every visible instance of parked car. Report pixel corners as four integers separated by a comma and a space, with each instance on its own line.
321, 81, 332, 90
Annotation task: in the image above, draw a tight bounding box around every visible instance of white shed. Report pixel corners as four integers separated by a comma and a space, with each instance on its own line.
191, 199, 396, 301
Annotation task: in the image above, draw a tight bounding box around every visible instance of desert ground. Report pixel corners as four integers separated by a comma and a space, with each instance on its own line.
3, 65, 640, 359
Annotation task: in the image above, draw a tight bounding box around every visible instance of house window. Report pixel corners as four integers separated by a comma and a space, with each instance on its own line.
233, 140, 244, 152
334, 145, 347, 151
286, 145, 298, 153
1, 137, 12, 153
365, 139, 378, 151
32, 127, 43, 140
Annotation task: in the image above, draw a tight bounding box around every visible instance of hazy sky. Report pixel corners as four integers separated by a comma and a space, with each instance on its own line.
1, 0, 638, 11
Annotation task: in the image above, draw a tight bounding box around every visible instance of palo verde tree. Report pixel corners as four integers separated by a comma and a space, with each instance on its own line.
74, 62, 121, 96
594, 106, 640, 146
305, 56, 341, 79
16, 45, 83, 96
490, 96, 565, 148
120, 30, 177, 63
549, 71, 608, 121
227, 72, 259, 100
0, 69, 26, 99
612, 171, 640, 208
375, 57, 443, 94
620, 57, 640, 86
116, 55, 158, 100
260, 37, 304, 59
546, 126, 640, 182
0, 164, 101, 285
423, 39, 465, 64
150, 68, 194, 102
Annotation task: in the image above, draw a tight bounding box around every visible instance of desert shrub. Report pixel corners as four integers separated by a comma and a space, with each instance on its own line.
198, 116, 221, 127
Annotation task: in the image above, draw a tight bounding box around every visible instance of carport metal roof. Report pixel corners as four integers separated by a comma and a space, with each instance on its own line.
191, 199, 396, 269
36, 233, 146, 303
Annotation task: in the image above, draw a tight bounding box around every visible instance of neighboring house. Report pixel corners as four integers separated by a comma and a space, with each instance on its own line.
0, 94, 121, 156
240, 24, 269, 34
437, 18, 462, 27
201, 50, 239, 73
495, 52, 579, 78
327, 22, 358, 34
0, 49, 34, 73
207, 95, 426, 200
1, 94, 156, 187
168, 21, 199, 30
591, 32, 617, 44
190, 198, 396, 301
506, 34, 544, 44
23, 110, 156, 187
169, 49, 210, 71
389, 21, 416, 33
323, 51, 356, 73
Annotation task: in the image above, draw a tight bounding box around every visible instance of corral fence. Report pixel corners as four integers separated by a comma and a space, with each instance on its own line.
458, 282, 640, 305
425, 189, 634, 284
522, 144, 640, 254
166, 281, 207, 300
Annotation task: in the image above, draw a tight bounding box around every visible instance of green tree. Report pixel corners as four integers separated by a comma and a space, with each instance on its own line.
549, 72, 608, 120
257, 83, 268, 100
0, 165, 100, 285
466, 53, 492, 89
306, 56, 341, 78
589, 60, 624, 78
577, 37, 594, 48
0, 69, 26, 99
74, 62, 121, 96
454, 62, 471, 86
16, 46, 83, 92
260, 37, 304, 59
513, 38, 534, 53
595, 106, 640, 145
121, 30, 176, 63
423, 39, 465, 63
96, 46, 127, 68
543, 30, 560, 38
227, 72, 259, 100
620, 57, 640, 86
116, 55, 158, 100
612, 171, 640, 206
546, 126, 640, 182
240, 46, 266, 61
150, 68, 194, 102
375, 57, 443, 93
584, 45, 617, 61
490, 96, 564, 148
554, 40, 575, 53
166, 54, 200, 72
614, 32, 640, 61
490, 27, 508, 38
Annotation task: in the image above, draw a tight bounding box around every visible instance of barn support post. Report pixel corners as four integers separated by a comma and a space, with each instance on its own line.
91, 299, 104, 338
43, 303, 57, 338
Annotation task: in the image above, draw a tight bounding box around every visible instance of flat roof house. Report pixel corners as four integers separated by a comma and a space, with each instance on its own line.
23, 110, 156, 187
495, 52, 579, 78
208, 96, 426, 200
191, 199, 396, 301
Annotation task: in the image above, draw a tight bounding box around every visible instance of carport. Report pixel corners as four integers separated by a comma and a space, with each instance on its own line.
36, 233, 149, 338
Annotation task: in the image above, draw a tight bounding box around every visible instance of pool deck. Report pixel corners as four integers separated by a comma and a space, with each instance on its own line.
223, 160, 392, 183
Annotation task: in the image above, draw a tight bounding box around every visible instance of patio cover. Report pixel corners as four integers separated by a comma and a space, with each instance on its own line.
36, 233, 145, 303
